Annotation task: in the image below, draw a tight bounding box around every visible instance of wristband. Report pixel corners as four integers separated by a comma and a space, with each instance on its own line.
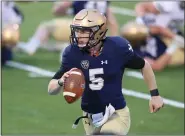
150, 89, 159, 96
58, 79, 63, 86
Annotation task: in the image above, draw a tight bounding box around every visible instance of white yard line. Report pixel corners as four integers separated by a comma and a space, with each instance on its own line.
125, 71, 143, 79
122, 88, 184, 109
6, 61, 55, 77
5, 61, 184, 109
110, 6, 136, 17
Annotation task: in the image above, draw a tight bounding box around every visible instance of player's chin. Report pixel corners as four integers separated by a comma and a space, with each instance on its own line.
78, 44, 86, 48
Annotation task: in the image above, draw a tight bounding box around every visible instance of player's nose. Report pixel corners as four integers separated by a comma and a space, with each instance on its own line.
78, 37, 88, 44
78, 39, 86, 44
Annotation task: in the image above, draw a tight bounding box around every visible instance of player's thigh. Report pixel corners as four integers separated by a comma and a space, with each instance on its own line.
38, 19, 57, 31
82, 111, 101, 135
39, 18, 66, 32
100, 106, 131, 135
50, 18, 72, 41
169, 49, 184, 66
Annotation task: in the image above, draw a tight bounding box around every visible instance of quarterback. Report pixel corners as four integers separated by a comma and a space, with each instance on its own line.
48, 9, 164, 135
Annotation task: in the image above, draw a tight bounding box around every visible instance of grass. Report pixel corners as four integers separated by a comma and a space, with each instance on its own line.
2, 1, 184, 135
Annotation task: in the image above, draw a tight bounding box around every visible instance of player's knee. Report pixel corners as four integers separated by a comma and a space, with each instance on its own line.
52, 8, 57, 16
38, 21, 49, 29
38, 20, 53, 30
135, 2, 151, 16
100, 123, 129, 135
100, 129, 128, 135
135, 2, 144, 13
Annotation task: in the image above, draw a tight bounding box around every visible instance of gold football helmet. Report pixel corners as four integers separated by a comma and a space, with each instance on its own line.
70, 9, 108, 50
120, 21, 149, 47
1, 24, 20, 47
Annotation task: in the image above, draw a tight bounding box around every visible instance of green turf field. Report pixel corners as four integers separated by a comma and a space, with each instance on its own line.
2, 2, 184, 135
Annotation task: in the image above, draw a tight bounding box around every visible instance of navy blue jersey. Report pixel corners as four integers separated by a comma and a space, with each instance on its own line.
59, 36, 135, 114
72, 1, 109, 16
134, 36, 167, 59
1, 46, 13, 66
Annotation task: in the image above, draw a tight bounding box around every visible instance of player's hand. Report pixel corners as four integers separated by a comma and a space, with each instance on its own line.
149, 96, 164, 113
59, 68, 78, 83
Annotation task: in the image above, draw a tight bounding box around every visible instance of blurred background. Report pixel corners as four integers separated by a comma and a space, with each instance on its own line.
1, 1, 184, 135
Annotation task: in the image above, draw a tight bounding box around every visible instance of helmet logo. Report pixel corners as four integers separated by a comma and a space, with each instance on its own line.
81, 60, 89, 69
88, 20, 93, 22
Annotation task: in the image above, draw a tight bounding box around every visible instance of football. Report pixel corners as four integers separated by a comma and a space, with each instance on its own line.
63, 68, 85, 104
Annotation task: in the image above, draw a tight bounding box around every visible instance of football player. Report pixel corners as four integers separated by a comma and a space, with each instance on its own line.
121, 21, 184, 71
17, 1, 118, 55
48, 9, 164, 135
135, 1, 184, 49
1, 1, 23, 66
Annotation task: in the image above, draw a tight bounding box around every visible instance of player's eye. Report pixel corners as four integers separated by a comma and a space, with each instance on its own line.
76, 29, 90, 34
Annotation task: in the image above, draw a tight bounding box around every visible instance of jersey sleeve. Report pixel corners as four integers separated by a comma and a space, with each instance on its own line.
125, 53, 145, 69
52, 46, 73, 79
114, 37, 145, 69
114, 37, 135, 64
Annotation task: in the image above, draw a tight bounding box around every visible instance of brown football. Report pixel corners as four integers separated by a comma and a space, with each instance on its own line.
63, 68, 85, 104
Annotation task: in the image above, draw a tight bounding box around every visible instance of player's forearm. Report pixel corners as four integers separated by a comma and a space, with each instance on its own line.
52, 2, 72, 16
135, 2, 147, 16
52, 6, 66, 16
48, 79, 63, 95
149, 26, 174, 39
141, 60, 157, 91
135, 2, 160, 16
107, 8, 119, 36
149, 26, 184, 46
108, 21, 119, 36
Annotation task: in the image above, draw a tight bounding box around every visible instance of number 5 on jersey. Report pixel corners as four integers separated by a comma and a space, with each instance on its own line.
89, 68, 104, 90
